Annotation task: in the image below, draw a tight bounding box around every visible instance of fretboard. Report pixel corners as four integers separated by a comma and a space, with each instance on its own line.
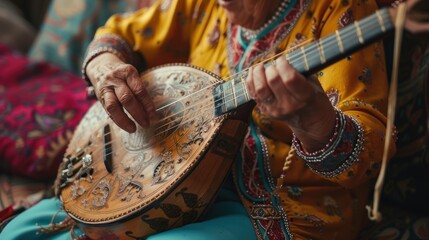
213, 8, 394, 116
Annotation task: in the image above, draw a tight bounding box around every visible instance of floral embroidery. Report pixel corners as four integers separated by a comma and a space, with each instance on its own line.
358, 67, 372, 84
327, 89, 340, 106
323, 196, 343, 218
227, 0, 310, 72
288, 33, 309, 51
338, 8, 354, 28
287, 186, 302, 199
293, 110, 364, 177
294, 212, 326, 228
236, 126, 293, 240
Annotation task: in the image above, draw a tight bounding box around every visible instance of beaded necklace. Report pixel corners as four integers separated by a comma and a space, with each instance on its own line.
240, 0, 291, 41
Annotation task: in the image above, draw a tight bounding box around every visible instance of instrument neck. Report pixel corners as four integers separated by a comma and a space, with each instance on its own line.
213, 8, 394, 116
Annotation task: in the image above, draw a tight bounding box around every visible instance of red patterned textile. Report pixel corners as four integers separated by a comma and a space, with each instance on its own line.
0, 44, 94, 180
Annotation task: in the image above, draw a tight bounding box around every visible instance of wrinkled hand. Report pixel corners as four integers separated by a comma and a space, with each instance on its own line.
246, 57, 337, 151
86, 53, 157, 133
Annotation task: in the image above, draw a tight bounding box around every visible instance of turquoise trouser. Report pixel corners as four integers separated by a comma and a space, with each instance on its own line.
0, 183, 256, 240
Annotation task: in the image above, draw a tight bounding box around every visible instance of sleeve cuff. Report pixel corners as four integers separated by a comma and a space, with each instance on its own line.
81, 34, 144, 99
292, 108, 364, 178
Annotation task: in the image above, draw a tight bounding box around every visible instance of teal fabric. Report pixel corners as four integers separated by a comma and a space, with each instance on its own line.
28, 0, 149, 74
0, 186, 256, 240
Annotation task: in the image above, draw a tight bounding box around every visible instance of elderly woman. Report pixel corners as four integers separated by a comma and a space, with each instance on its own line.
0, 0, 395, 239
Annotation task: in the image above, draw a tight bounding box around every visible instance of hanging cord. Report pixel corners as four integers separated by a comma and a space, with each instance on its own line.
366, 2, 407, 222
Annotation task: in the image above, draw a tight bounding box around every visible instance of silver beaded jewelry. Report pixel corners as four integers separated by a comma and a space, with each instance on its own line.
240, 0, 291, 41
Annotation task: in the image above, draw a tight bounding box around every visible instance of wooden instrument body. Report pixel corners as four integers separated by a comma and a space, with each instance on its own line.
56, 3, 429, 238
58, 65, 248, 239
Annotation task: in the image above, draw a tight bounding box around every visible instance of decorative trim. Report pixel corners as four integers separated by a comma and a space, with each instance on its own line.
235, 121, 293, 240
81, 34, 144, 98
227, 0, 311, 73
293, 109, 365, 178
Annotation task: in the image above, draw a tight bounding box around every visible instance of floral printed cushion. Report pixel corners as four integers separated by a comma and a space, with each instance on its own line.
0, 44, 94, 180
28, 0, 155, 74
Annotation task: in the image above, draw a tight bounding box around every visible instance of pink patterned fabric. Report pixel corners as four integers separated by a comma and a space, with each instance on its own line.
0, 44, 95, 180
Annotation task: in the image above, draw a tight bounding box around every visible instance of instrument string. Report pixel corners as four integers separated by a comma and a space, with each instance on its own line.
85, 15, 383, 155
154, 11, 384, 127
85, 40, 310, 156
150, 16, 382, 132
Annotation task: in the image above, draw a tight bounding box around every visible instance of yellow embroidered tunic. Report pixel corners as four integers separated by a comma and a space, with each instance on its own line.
93, 0, 395, 239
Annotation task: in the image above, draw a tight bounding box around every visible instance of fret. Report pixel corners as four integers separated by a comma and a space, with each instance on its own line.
213, 84, 225, 116
301, 46, 309, 71
354, 21, 364, 44
231, 79, 237, 108
296, 8, 393, 76
317, 39, 326, 64
233, 77, 250, 108
317, 34, 343, 70
335, 30, 345, 54
285, 54, 291, 63
222, 79, 235, 112
212, 8, 394, 116
376, 10, 386, 32
213, 74, 251, 116
287, 50, 307, 73
241, 74, 251, 101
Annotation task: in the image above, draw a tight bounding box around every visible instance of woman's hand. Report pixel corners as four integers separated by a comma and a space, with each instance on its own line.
246, 57, 337, 152
86, 53, 157, 133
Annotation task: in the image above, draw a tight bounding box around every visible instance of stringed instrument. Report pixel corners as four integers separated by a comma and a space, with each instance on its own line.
56, 2, 428, 239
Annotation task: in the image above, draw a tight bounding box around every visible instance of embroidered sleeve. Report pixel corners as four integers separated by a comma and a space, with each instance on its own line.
81, 33, 146, 97
292, 108, 364, 178
304, 0, 396, 188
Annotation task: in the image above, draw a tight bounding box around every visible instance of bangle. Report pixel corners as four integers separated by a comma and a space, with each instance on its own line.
293, 109, 365, 177
292, 107, 345, 163
81, 34, 134, 96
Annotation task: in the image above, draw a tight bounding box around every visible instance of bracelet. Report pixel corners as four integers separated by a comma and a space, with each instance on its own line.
306, 115, 364, 178
292, 109, 364, 177
292, 107, 345, 163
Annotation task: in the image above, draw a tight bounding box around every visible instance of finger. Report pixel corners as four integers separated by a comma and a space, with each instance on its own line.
114, 82, 149, 129
100, 88, 137, 133
276, 57, 314, 102
126, 69, 157, 124
108, 64, 154, 129
253, 63, 273, 102
264, 61, 289, 105
245, 67, 256, 99
111, 64, 150, 128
